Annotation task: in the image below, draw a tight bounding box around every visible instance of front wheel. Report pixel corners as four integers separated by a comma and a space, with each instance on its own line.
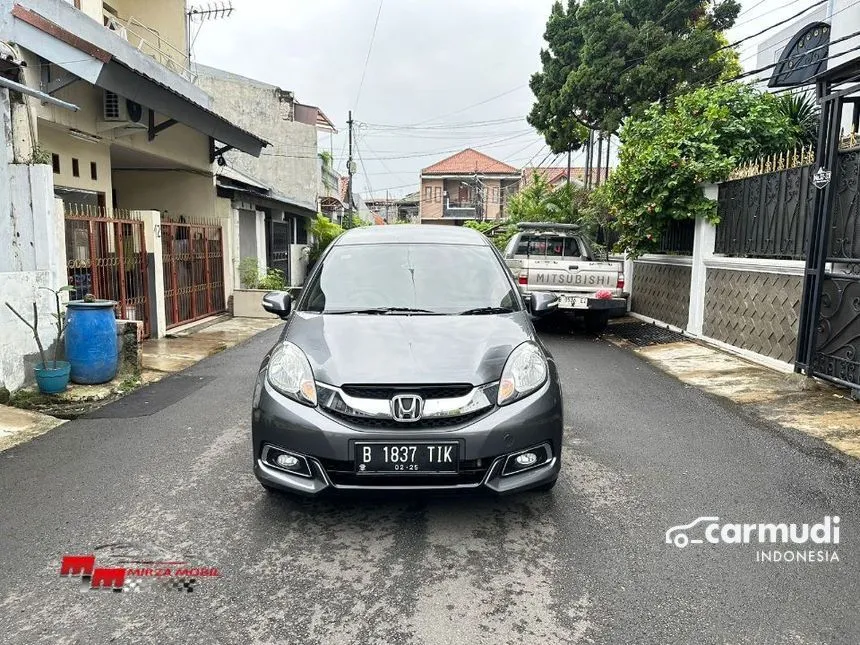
584, 311, 609, 334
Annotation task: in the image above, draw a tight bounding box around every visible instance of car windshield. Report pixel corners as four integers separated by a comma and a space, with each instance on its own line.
301, 243, 519, 314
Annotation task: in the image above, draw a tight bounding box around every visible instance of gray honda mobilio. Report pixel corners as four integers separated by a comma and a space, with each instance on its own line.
251, 225, 563, 496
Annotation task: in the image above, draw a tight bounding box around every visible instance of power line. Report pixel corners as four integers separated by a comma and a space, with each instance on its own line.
396, 84, 530, 128
718, 0, 828, 53
353, 0, 385, 111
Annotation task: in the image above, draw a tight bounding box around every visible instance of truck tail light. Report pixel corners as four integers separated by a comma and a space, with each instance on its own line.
518, 274, 528, 285
617, 275, 625, 290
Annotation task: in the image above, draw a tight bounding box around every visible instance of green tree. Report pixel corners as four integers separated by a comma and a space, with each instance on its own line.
309, 214, 344, 262
605, 83, 799, 257
528, 0, 741, 146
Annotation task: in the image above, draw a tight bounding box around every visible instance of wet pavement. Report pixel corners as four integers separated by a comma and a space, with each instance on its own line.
0, 323, 858, 644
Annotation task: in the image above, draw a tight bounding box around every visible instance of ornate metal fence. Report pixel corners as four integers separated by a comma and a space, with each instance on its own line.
64, 205, 151, 337
715, 163, 814, 260
808, 149, 860, 388
161, 219, 226, 328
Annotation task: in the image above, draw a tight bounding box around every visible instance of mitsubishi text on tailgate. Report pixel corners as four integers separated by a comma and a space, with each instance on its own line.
503, 222, 627, 333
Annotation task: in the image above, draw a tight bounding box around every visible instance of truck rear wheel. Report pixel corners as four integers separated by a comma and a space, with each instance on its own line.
584, 311, 609, 335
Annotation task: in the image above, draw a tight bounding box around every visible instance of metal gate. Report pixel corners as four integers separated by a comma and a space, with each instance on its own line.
161, 219, 226, 328
267, 216, 291, 285
64, 205, 151, 337
796, 69, 860, 392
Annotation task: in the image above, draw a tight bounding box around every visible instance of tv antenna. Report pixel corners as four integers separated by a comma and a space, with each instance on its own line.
186, 2, 235, 62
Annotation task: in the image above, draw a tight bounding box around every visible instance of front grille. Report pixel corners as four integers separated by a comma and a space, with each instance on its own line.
318, 457, 490, 487
324, 408, 489, 429
340, 384, 474, 400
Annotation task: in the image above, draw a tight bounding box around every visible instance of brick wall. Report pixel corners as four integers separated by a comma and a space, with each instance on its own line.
631, 261, 692, 330
703, 269, 802, 363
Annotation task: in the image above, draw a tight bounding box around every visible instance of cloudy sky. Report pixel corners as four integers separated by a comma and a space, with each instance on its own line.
193, 0, 817, 198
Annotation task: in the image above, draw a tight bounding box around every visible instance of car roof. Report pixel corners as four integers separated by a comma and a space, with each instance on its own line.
335, 224, 489, 246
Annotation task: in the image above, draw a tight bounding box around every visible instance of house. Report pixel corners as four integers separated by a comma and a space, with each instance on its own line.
193, 64, 337, 288
521, 166, 608, 189
367, 193, 419, 224
396, 192, 420, 224
420, 149, 521, 225
0, 0, 268, 390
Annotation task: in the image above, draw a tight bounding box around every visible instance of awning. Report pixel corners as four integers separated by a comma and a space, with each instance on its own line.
216, 168, 317, 216
8, 2, 269, 157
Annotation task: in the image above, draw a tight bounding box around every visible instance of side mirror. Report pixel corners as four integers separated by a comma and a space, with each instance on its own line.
528, 292, 558, 316
262, 291, 292, 320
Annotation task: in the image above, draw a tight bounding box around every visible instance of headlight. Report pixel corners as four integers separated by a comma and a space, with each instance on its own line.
497, 341, 548, 406
267, 342, 317, 406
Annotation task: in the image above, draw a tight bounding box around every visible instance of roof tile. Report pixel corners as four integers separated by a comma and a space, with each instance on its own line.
423, 148, 520, 175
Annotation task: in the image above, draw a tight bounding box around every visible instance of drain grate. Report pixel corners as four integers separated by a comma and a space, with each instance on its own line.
608, 321, 686, 347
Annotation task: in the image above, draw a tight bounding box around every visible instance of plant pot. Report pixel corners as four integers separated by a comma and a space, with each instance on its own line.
34, 361, 71, 394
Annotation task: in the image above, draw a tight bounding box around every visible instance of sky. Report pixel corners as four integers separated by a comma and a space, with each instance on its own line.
192, 0, 818, 199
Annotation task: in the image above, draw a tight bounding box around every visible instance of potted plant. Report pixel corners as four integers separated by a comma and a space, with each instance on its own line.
5, 286, 75, 394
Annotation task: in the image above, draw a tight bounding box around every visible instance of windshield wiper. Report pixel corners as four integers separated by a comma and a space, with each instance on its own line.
458, 307, 515, 315
325, 307, 438, 315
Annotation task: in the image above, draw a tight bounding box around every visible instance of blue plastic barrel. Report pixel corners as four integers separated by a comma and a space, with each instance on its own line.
65, 300, 119, 384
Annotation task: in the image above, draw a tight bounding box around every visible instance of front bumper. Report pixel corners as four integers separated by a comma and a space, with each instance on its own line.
251, 375, 563, 496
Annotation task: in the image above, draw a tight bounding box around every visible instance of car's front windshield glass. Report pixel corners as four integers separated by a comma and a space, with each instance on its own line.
301, 243, 519, 314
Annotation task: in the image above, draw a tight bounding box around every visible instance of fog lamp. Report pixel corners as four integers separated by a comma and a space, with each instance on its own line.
515, 452, 538, 467
276, 454, 300, 469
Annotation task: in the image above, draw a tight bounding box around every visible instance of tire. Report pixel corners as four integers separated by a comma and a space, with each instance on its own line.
584, 311, 609, 335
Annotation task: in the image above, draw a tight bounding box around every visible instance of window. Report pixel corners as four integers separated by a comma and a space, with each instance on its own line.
72, 158, 80, 178
434, 186, 442, 202
90, 162, 98, 181
424, 186, 432, 202
514, 235, 582, 258
52, 154, 60, 174
301, 244, 518, 314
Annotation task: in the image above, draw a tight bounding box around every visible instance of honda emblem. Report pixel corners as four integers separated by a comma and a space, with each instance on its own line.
391, 394, 423, 422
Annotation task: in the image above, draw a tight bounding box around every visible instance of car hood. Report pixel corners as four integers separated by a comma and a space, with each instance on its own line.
281, 312, 536, 386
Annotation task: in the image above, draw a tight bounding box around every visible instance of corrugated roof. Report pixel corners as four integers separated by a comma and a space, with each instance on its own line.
422, 148, 520, 175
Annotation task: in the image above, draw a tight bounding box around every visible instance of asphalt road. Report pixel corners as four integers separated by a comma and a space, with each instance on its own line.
1, 323, 858, 645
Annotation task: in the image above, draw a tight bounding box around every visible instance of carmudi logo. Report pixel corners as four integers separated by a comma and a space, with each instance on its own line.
665, 516, 841, 563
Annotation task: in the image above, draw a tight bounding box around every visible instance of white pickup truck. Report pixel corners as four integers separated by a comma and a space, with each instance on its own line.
502, 222, 627, 332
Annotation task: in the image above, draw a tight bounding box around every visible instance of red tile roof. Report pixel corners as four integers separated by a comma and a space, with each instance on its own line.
423, 148, 520, 175
524, 166, 609, 186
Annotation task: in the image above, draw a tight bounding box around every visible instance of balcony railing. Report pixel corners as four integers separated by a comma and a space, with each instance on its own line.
444, 202, 478, 219
104, 13, 194, 82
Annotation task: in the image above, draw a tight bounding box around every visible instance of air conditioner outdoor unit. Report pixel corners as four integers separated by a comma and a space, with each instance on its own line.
99, 91, 147, 136
103, 90, 144, 122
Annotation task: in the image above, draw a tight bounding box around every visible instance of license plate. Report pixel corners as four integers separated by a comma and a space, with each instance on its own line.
355, 442, 459, 474
559, 295, 589, 309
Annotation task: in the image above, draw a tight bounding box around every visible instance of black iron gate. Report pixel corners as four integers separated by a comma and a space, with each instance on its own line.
266, 216, 291, 285
796, 71, 860, 391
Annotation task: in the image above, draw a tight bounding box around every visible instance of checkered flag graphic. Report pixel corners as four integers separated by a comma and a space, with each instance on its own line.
123, 578, 145, 593
157, 577, 196, 592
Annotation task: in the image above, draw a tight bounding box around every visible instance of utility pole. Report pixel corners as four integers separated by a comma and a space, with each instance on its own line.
346, 111, 354, 229
566, 145, 572, 186
595, 133, 604, 187
584, 130, 594, 190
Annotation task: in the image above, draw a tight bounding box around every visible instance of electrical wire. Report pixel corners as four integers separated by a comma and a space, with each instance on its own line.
717, 0, 828, 53
353, 0, 385, 111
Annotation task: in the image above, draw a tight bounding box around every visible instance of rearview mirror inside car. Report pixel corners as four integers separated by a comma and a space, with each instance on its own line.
262, 291, 292, 320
